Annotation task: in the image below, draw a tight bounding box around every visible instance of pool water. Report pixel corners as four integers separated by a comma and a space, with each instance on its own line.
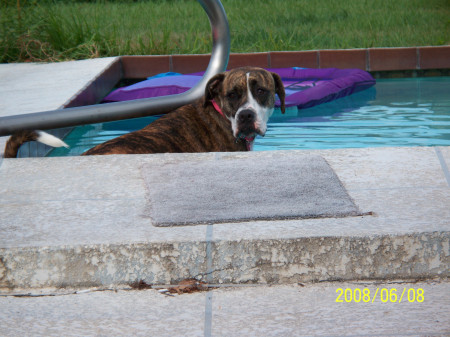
49, 77, 450, 156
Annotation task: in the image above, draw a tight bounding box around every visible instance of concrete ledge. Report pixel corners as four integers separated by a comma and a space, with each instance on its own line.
0, 147, 449, 290
1, 232, 447, 289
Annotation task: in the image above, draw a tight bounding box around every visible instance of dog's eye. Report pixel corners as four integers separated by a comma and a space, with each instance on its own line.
256, 88, 267, 96
227, 92, 238, 100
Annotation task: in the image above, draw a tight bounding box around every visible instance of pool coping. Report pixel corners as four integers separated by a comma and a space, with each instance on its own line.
121, 45, 450, 79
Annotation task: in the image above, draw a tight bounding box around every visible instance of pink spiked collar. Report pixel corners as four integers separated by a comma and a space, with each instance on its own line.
210, 100, 255, 151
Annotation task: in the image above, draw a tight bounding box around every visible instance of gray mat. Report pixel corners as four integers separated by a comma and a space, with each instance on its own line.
142, 154, 360, 226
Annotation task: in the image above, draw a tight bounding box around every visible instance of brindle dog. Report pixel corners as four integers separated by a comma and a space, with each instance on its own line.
4, 67, 285, 157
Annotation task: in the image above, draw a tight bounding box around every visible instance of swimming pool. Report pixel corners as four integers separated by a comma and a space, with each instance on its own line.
48, 76, 450, 156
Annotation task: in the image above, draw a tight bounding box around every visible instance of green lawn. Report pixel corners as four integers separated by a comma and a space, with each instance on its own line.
1, 0, 449, 63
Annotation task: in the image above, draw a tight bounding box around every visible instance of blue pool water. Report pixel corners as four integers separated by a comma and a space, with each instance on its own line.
49, 77, 450, 156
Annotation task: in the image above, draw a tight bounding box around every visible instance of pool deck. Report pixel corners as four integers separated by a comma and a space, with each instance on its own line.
0, 58, 449, 336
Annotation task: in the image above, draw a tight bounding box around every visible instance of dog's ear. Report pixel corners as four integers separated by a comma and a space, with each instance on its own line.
271, 72, 285, 114
204, 73, 225, 107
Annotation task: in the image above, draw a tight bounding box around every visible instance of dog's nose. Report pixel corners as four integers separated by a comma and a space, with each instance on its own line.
238, 109, 256, 124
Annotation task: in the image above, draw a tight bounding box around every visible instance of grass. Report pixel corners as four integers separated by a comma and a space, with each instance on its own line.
1, 0, 449, 63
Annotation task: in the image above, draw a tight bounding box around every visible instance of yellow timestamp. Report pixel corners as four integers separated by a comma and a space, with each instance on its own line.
336, 288, 424, 303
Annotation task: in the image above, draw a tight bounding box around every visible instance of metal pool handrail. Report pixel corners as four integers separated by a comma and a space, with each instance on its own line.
0, 0, 230, 137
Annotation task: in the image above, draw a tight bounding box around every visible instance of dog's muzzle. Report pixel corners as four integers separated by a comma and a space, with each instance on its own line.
236, 109, 260, 139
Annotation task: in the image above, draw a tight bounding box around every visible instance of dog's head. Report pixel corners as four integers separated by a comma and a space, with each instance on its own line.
205, 67, 285, 140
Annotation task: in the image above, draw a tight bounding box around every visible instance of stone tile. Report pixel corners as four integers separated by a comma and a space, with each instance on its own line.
0, 289, 207, 336
0, 199, 208, 248
419, 46, 450, 70
369, 47, 417, 71
269, 51, 319, 68
0, 156, 146, 203
227, 53, 269, 70
121, 55, 171, 79
172, 54, 211, 74
349, 187, 450, 225
212, 282, 450, 336
318, 147, 449, 190
319, 49, 367, 70
0, 58, 118, 117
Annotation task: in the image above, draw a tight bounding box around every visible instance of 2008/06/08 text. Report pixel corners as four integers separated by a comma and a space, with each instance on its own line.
336, 288, 424, 303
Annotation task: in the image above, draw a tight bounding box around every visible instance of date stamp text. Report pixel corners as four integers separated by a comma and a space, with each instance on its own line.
336, 287, 424, 303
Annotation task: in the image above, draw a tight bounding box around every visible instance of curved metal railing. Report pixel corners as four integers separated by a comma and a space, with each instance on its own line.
0, 0, 230, 136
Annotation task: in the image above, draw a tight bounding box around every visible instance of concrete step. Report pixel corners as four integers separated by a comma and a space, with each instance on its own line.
1, 280, 449, 336
1, 147, 449, 289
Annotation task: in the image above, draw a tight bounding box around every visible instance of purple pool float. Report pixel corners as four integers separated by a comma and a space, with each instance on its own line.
103, 68, 375, 109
